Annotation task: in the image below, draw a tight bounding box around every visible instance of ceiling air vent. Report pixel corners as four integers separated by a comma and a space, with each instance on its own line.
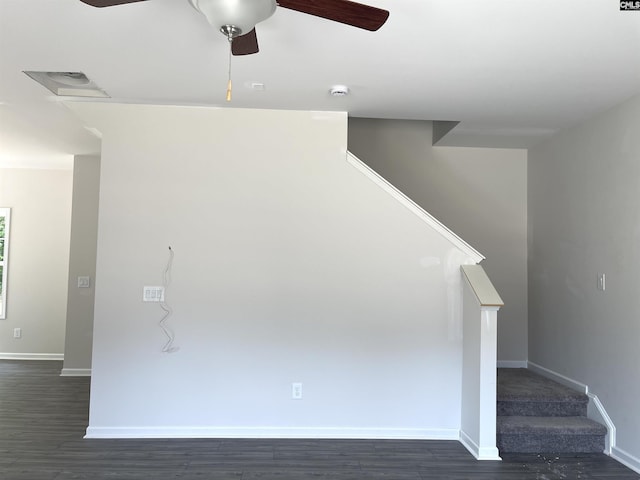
23, 71, 109, 98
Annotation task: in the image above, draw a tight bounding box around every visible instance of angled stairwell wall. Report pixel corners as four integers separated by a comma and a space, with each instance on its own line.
348, 119, 528, 365
69, 104, 485, 439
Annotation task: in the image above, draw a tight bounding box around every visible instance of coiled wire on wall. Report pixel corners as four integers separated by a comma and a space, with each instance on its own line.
159, 246, 178, 353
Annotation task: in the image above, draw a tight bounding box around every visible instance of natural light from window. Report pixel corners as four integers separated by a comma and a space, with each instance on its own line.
0, 208, 10, 319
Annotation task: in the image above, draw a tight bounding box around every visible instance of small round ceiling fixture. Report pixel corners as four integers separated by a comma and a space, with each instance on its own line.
330, 85, 350, 97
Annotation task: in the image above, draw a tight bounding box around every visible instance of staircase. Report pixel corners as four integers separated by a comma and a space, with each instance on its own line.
496, 368, 607, 453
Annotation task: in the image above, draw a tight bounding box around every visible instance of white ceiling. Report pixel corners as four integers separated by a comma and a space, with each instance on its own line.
1, 0, 639, 166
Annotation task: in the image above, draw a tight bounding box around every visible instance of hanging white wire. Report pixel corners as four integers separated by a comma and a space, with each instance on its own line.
159, 246, 178, 353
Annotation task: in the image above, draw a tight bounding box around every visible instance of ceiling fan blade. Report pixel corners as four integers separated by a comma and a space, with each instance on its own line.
79, 0, 147, 7
232, 29, 259, 56
277, 0, 389, 31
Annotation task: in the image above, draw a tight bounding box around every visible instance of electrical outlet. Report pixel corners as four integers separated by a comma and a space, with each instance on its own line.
77, 276, 90, 288
13, 328, 21, 339
143, 286, 165, 302
292, 382, 303, 400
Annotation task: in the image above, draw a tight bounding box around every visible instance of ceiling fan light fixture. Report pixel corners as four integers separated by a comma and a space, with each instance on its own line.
189, 0, 276, 35
220, 25, 242, 39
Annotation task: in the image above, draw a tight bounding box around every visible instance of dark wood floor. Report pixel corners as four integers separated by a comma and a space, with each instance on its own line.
1, 361, 638, 480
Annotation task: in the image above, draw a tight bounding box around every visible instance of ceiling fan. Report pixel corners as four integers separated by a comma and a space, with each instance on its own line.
79, 0, 390, 56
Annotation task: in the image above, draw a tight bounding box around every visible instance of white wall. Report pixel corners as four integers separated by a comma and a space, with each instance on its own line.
528, 93, 640, 467
62, 155, 100, 374
348, 119, 528, 363
69, 103, 479, 438
0, 167, 72, 357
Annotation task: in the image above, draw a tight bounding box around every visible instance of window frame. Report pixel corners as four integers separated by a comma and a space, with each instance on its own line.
0, 207, 10, 320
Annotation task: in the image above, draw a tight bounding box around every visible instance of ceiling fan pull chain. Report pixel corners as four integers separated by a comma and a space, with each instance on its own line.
226, 37, 233, 102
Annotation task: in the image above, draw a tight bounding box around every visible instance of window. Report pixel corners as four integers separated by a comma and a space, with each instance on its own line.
0, 208, 10, 319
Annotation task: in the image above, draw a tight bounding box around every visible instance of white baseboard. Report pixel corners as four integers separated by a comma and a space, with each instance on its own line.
60, 368, 91, 377
527, 361, 588, 394
0, 353, 63, 361
497, 360, 527, 368
85, 426, 460, 440
611, 446, 640, 474
587, 393, 616, 454
459, 430, 501, 461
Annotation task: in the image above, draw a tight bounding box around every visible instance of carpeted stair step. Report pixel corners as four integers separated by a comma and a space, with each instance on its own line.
497, 415, 607, 453
497, 368, 588, 417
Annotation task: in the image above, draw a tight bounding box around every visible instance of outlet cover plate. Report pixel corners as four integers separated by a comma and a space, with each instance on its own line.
143, 286, 165, 302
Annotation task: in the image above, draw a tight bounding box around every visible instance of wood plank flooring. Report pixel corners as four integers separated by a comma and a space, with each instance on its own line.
1, 360, 638, 479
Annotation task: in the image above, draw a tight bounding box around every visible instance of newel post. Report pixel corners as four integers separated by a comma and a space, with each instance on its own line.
460, 265, 503, 460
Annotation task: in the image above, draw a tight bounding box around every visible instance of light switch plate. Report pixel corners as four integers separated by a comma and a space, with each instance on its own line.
77, 276, 90, 288
292, 382, 303, 400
